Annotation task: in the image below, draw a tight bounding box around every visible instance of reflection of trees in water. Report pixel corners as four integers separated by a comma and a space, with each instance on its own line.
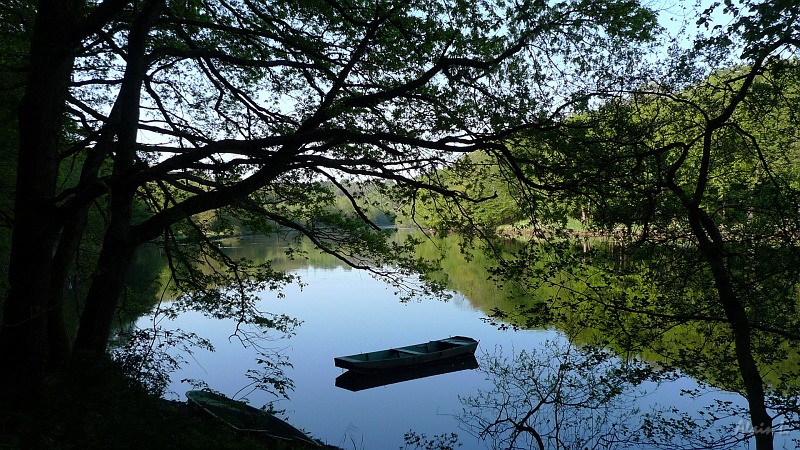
458, 339, 753, 450
116, 236, 303, 399
459, 339, 647, 450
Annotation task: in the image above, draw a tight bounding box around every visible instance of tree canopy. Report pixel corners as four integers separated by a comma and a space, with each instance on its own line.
0, 0, 658, 404
472, 5, 800, 448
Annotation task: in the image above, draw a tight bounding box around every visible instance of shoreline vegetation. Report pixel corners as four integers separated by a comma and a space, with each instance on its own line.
0, 357, 335, 450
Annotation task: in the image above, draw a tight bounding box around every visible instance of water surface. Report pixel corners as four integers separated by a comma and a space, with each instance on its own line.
137, 236, 791, 449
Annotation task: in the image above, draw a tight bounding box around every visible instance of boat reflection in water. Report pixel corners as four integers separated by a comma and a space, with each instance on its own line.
335, 354, 480, 392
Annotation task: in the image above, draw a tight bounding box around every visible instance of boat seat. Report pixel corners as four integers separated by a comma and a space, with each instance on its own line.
394, 348, 425, 355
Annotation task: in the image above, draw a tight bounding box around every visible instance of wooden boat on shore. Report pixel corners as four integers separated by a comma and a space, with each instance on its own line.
186, 390, 319, 447
334, 336, 479, 372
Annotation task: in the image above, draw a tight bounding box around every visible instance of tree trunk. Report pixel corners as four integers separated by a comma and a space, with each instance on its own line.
688, 208, 773, 450
72, 0, 164, 355
0, 0, 83, 402
72, 189, 136, 355
46, 140, 113, 368
45, 206, 89, 369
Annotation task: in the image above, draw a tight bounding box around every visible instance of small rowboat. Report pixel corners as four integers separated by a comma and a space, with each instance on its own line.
333, 336, 479, 372
186, 390, 319, 447
335, 354, 479, 391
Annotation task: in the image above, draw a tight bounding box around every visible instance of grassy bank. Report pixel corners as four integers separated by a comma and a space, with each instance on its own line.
0, 358, 328, 450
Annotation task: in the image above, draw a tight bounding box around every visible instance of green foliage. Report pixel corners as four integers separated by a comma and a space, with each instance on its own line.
112, 326, 214, 398
697, 0, 800, 60
428, 10, 800, 444
0, 1, 31, 305
396, 152, 528, 232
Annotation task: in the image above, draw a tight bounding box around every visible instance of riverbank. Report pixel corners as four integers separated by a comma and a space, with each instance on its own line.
0, 358, 330, 450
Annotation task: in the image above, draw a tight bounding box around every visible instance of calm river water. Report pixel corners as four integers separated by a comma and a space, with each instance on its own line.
133, 235, 794, 449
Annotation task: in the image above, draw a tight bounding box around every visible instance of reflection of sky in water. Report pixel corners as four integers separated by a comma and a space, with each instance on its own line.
149, 266, 790, 449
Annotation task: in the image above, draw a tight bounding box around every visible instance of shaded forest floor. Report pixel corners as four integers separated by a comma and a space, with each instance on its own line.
0, 358, 330, 450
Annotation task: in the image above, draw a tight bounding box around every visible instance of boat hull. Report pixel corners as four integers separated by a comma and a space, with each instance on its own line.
186, 390, 318, 447
335, 354, 479, 391
333, 336, 478, 372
